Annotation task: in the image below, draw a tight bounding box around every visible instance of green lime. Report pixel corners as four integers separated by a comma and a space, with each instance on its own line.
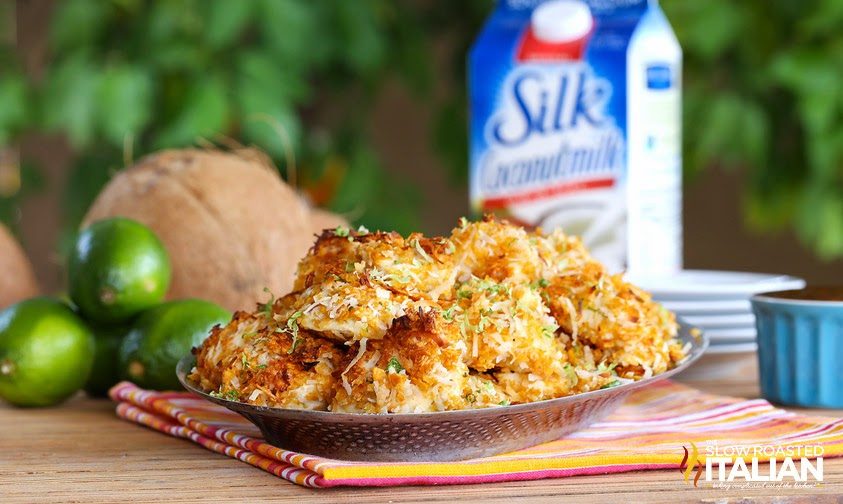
0, 298, 95, 407
68, 217, 171, 324
84, 323, 129, 397
119, 299, 230, 390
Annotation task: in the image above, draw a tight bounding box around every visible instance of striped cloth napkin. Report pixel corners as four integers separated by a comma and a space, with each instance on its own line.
109, 381, 843, 488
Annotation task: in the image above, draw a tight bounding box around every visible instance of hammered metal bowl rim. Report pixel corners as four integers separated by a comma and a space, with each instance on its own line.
176, 320, 707, 422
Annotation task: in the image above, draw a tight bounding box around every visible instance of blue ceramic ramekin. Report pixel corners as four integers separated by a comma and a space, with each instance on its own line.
751, 287, 843, 408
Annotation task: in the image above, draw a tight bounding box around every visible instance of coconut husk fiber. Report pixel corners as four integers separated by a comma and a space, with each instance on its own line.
82, 149, 317, 311
0, 224, 39, 309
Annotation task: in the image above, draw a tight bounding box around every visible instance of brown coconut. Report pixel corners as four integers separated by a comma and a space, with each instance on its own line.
82, 149, 314, 311
0, 224, 39, 309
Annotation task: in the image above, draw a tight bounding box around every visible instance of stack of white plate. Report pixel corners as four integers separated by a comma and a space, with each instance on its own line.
628, 270, 805, 355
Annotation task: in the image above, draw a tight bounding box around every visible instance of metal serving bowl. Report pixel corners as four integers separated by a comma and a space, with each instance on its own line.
177, 322, 706, 462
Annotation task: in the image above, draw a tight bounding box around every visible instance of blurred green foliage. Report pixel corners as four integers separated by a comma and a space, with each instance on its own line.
0, 0, 492, 237
663, 0, 843, 259
0, 0, 841, 259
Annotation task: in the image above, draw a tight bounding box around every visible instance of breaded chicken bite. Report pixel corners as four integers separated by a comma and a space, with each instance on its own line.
493, 365, 619, 404
295, 227, 457, 301
330, 308, 471, 413
536, 229, 681, 379
274, 275, 430, 343
449, 216, 545, 286
444, 277, 568, 380
191, 311, 343, 409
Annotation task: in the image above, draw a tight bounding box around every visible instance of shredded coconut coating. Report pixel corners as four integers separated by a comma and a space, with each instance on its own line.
190, 216, 686, 413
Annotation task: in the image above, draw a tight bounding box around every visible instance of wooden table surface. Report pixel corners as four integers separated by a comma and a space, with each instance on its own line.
2, 355, 842, 503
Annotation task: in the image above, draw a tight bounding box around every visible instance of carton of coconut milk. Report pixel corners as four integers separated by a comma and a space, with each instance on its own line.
469, 0, 682, 275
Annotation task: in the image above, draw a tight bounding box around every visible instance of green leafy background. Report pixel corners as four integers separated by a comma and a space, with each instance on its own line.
0, 0, 841, 260
662, 0, 843, 260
